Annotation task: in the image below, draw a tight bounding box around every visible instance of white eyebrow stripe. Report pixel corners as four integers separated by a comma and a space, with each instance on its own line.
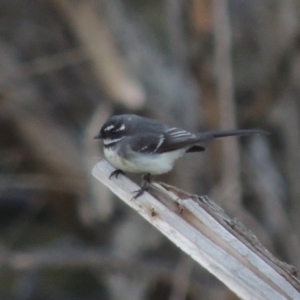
104, 125, 115, 131
115, 124, 125, 131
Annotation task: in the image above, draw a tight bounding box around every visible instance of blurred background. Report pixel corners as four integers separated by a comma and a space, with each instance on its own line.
0, 0, 300, 299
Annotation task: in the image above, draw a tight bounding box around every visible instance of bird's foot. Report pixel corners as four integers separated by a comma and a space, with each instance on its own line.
131, 173, 152, 199
109, 169, 125, 179
132, 186, 149, 199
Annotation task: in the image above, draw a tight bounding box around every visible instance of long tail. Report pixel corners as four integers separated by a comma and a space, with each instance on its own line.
196, 129, 269, 142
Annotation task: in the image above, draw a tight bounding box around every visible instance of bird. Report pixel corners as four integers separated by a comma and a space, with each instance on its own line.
94, 114, 268, 198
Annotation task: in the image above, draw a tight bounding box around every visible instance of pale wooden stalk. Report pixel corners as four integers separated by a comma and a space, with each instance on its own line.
92, 160, 300, 300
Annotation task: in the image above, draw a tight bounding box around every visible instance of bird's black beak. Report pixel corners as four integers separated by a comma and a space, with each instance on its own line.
94, 132, 103, 139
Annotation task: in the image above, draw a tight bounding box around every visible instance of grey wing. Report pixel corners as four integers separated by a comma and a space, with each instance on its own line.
129, 135, 165, 154
158, 127, 204, 152
129, 128, 205, 154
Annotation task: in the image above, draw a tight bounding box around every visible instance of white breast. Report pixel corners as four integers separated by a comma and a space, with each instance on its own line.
104, 147, 185, 175
104, 147, 131, 171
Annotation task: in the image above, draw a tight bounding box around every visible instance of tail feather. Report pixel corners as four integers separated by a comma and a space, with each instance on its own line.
196, 129, 269, 142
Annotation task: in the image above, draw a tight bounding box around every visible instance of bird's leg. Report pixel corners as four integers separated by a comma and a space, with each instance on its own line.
109, 169, 125, 179
142, 173, 152, 184
132, 173, 152, 199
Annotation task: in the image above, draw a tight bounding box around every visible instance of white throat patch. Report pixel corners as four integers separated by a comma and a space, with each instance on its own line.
103, 137, 125, 145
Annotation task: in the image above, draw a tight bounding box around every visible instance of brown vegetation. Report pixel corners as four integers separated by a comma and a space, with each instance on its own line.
0, 0, 300, 299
